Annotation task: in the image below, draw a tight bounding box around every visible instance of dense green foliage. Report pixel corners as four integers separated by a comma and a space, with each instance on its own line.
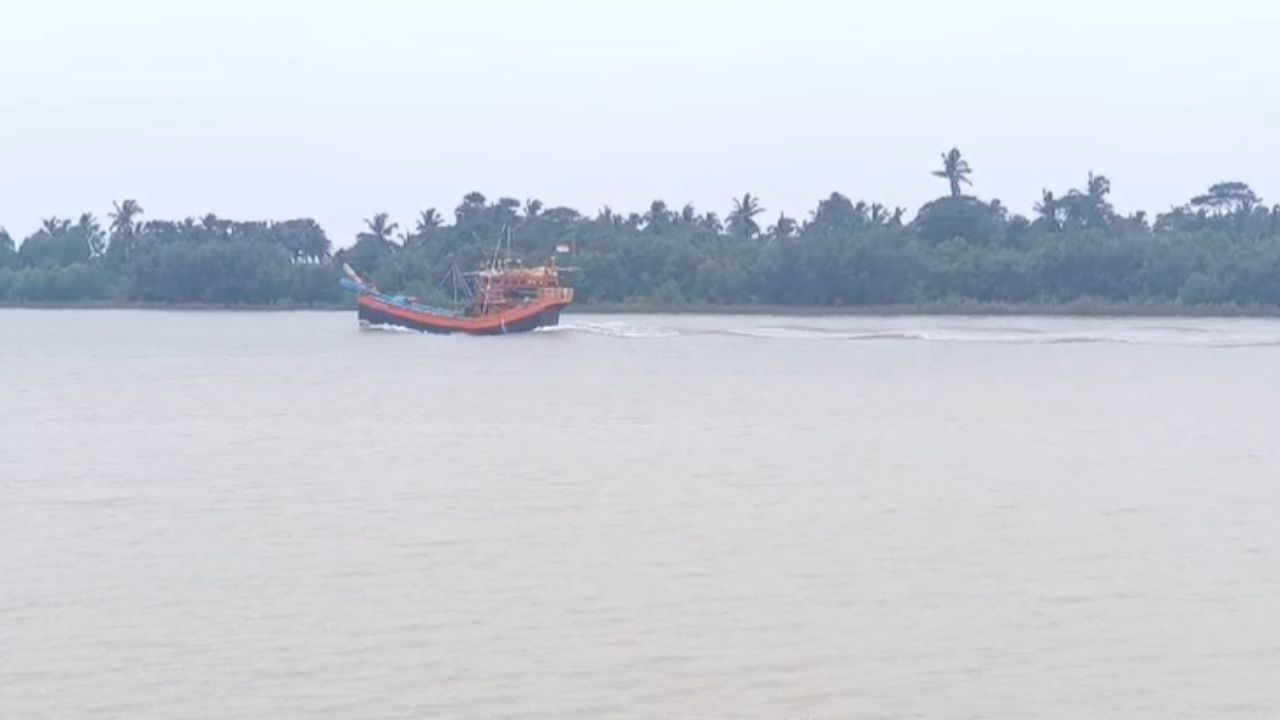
3, 151, 1280, 309
0, 206, 340, 305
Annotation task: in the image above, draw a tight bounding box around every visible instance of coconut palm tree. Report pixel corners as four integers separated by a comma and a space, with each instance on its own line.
768, 213, 797, 243
1086, 171, 1111, 202
1034, 190, 1061, 231
1079, 171, 1114, 228
359, 213, 399, 244
41, 217, 70, 235
699, 212, 722, 233
77, 213, 106, 256
109, 199, 143, 238
415, 208, 443, 234
932, 148, 973, 198
1054, 172, 1114, 230
727, 193, 764, 240
107, 199, 144, 262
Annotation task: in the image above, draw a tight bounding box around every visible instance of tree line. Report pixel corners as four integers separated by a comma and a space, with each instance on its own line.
3, 149, 1280, 310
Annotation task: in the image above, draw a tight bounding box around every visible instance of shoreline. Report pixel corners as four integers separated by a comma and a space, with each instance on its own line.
0, 301, 353, 312
3, 300, 1280, 318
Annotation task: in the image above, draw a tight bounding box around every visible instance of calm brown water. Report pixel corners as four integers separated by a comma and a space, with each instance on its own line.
2, 310, 1279, 718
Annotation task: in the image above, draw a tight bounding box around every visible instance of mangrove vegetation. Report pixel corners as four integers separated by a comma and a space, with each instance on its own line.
3, 150, 1280, 311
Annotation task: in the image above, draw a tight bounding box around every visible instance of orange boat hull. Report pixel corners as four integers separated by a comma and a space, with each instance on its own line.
357, 294, 569, 335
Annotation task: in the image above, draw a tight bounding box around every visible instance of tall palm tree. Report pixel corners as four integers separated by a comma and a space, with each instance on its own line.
727, 193, 764, 240
76, 213, 101, 233
700, 212, 722, 233
41, 217, 70, 235
1080, 172, 1114, 228
1086, 171, 1111, 202
1034, 190, 1060, 230
932, 148, 973, 198
523, 199, 543, 219
109, 199, 143, 239
360, 213, 399, 244
854, 201, 870, 223
77, 213, 106, 256
768, 213, 797, 243
415, 208, 443, 234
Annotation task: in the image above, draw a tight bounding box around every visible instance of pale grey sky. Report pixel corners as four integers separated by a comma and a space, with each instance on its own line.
2, 0, 1277, 245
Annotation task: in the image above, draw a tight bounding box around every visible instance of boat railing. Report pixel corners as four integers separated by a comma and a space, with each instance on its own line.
373, 291, 462, 317
539, 286, 573, 302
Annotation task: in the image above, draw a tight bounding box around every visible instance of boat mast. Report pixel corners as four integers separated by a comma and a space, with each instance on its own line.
490, 228, 504, 272
489, 224, 515, 272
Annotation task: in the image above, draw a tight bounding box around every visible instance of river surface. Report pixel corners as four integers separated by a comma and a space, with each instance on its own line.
2, 310, 1279, 719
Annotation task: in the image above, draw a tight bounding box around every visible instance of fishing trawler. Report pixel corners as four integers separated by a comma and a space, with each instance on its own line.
339, 234, 575, 335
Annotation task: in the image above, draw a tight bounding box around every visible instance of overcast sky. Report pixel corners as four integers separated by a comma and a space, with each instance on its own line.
2, 0, 1277, 245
